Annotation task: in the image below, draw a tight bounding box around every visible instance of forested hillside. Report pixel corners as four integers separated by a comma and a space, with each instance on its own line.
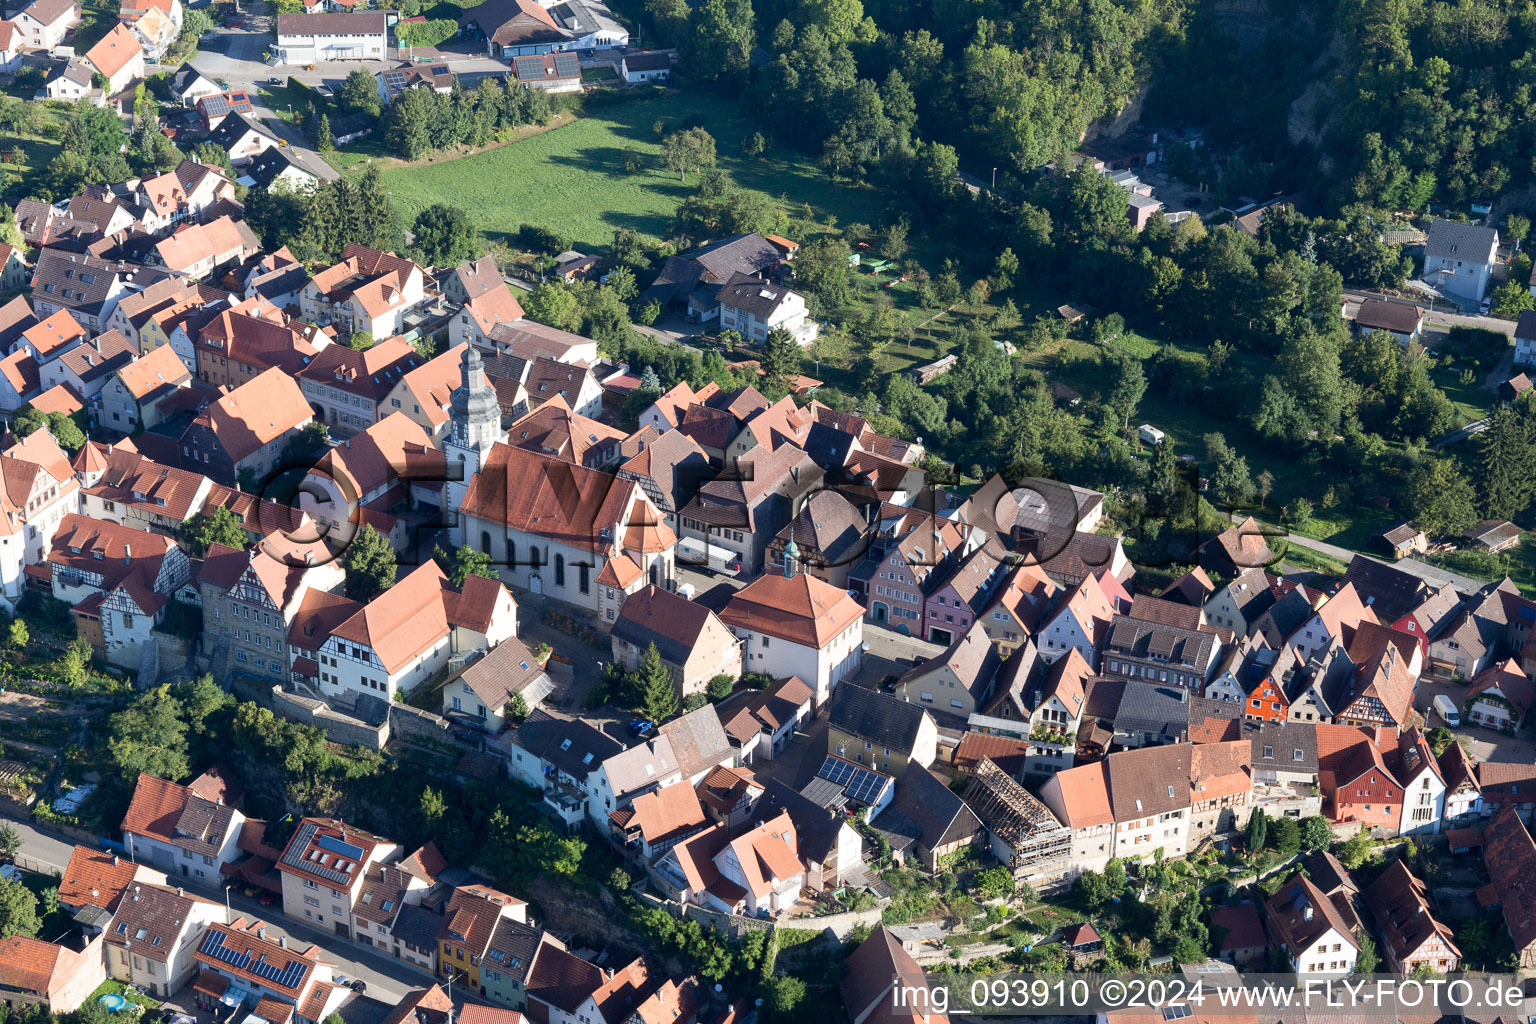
1156, 0, 1536, 210
629, 0, 1536, 209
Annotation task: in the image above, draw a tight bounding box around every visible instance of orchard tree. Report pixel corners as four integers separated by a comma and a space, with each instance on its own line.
662, 127, 717, 183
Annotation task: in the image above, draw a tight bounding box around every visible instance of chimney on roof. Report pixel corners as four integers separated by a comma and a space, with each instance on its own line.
177, 887, 183, 897
257, 927, 266, 939
112, 855, 119, 867
279, 935, 287, 948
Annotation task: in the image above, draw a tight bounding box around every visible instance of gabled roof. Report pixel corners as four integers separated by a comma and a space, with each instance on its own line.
460, 444, 643, 554
300, 336, 425, 402
439, 884, 523, 956
841, 927, 945, 1024
900, 621, 999, 702
59, 844, 157, 910
1264, 873, 1359, 956
0, 935, 74, 998
275, 10, 388, 34
1355, 298, 1424, 335
719, 571, 863, 649
1364, 859, 1459, 964
457, 0, 568, 47
1425, 218, 1498, 263
1468, 658, 1533, 718
314, 411, 439, 497
84, 22, 142, 78
330, 562, 452, 675
1341, 555, 1429, 623
1210, 903, 1266, 953
525, 943, 604, 1015
115, 343, 190, 400
1105, 743, 1193, 819
121, 773, 239, 857
656, 703, 733, 780
625, 779, 706, 846
1480, 806, 1536, 950
829, 685, 929, 754
194, 918, 319, 999
511, 709, 622, 782
448, 637, 551, 713
276, 817, 387, 891
104, 883, 214, 965
192, 366, 311, 464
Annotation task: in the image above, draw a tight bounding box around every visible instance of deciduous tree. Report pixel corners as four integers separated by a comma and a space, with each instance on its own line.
662, 127, 717, 183
342, 524, 397, 601
183, 506, 248, 557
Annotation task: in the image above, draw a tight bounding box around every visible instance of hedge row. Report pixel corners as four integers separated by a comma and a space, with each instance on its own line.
395, 18, 457, 47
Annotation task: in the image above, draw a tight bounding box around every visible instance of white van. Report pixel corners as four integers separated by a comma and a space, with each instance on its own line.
1432, 694, 1461, 728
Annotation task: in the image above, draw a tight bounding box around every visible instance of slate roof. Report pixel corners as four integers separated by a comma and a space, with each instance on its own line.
828, 685, 928, 753
449, 637, 553, 713
104, 884, 211, 964
874, 761, 979, 855
1354, 298, 1424, 335
1341, 555, 1429, 623
1105, 615, 1215, 670
1265, 873, 1359, 957
1245, 719, 1318, 773
511, 709, 623, 782
753, 779, 845, 864
1425, 218, 1498, 263
642, 234, 782, 306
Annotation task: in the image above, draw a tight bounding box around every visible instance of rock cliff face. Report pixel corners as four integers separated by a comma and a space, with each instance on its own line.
1287, 28, 1346, 163
1081, 83, 1152, 146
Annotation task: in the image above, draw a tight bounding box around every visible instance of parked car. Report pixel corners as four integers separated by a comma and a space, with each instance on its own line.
1433, 693, 1461, 728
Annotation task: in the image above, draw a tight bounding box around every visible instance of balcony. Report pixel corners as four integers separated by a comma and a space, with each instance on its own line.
541, 788, 585, 832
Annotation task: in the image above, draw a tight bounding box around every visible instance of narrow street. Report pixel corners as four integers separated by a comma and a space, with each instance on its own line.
0, 816, 431, 1006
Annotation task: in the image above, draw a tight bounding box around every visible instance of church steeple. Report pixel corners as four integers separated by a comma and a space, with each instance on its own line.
782, 537, 800, 578
449, 345, 501, 451
445, 345, 505, 544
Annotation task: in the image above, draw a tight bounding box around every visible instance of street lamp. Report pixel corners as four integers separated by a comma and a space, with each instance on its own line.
991, 167, 997, 190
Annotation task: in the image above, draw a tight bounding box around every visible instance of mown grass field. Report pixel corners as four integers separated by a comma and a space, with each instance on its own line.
364, 92, 891, 251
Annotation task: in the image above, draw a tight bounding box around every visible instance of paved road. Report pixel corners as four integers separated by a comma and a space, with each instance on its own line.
189, 10, 511, 185
2, 816, 428, 1005
191, 24, 341, 181
1344, 289, 1516, 338
1414, 677, 1536, 764
1226, 513, 1489, 595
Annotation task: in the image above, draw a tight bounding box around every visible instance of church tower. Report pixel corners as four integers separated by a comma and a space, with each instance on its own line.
445, 345, 504, 543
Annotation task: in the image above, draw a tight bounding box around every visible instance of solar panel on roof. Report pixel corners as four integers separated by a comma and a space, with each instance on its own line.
316, 834, 365, 861
552, 53, 579, 77
816, 756, 855, 786
844, 766, 887, 804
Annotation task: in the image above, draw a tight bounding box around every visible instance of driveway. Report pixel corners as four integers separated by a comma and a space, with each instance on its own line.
1414, 677, 1536, 764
